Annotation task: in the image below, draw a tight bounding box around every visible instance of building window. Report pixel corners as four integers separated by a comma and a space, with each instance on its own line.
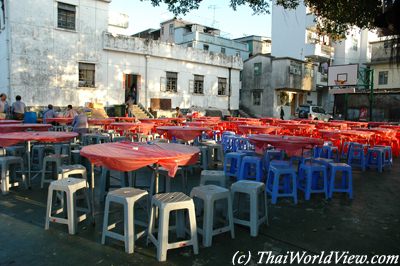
254, 62, 262, 76
169, 24, 174, 34
166, 72, 178, 92
235, 51, 240, 56
78, 63, 95, 87
203, 44, 209, 51
161, 26, 164, 35
187, 43, 192, 48
57, 2, 76, 30
221, 47, 226, 55
378, 71, 388, 85
218, 77, 227, 96
252, 91, 261, 106
193, 75, 204, 94
240, 71, 243, 81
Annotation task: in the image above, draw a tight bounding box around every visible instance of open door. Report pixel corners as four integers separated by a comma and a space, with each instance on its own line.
124, 74, 140, 104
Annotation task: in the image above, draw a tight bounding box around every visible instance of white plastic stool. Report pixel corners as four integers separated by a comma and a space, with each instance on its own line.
44, 178, 91, 234
190, 185, 235, 247
58, 164, 87, 180
147, 192, 199, 262
200, 170, 226, 187
0, 156, 27, 195
231, 180, 268, 237
102, 188, 149, 254
150, 167, 187, 195
41, 154, 69, 188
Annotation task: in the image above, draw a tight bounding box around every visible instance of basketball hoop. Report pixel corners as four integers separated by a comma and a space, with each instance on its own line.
334, 80, 347, 86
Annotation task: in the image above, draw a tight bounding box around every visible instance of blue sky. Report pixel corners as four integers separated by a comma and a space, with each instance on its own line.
109, 0, 271, 39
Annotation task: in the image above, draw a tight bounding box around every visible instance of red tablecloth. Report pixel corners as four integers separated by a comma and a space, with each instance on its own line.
45, 117, 74, 124
0, 131, 78, 147
80, 142, 199, 176
0, 124, 52, 133
88, 118, 115, 126
110, 122, 154, 134
108, 117, 136, 122
0, 120, 22, 124
156, 126, 211, 141
279, 123, 315, 136
318, 130, 375, 147
194, 117, 221, 122
260, 117, 282, 125
238, 125, 281, 135
248, 134, 323, 156
185, 121, 219, 128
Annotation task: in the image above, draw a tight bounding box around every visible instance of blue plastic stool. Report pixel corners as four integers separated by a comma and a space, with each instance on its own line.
347, 143, 367, 171
328, 163, 353, 199
312, 158, 334, 168
320, 146, 339, 162
266, 165, 297, 204
238, 156, 264, 182
374, 145, 393, 168
263, 150, 284, 174
224, 152, 246, 179
341, 142, 353, 160
366, 147, 384, 173
298, 163, 328, 200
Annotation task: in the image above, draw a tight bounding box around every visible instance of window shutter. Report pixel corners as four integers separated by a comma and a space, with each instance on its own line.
160, 77, 166, 92
189, 80, 194, 93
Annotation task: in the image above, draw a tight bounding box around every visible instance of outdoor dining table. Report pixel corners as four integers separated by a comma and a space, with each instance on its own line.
88, 118, 115, 126
279, 123, 315, 136
0, 123, 52, 133
110, 122, 154, 135
0, 131, 78, 185
0, 120, 22, 124
139, 118, 168, 125
238, 125, 281, 135
318, 129, 375, 148
156, 126, 211, 142
80, 142, 200, 220
45, 117, 74, 125
260, 117, 282, 125
110, 117, 137, 122
248, 134, 324, 156
185, 121, 220, 128
194, 116, 221, 122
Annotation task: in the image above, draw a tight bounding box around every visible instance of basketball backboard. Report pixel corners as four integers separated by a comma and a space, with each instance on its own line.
327, 64, 359, 87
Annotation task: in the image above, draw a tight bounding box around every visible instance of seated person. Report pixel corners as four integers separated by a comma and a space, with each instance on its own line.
72, 111, 89, 136
175, 107, 184, 118
65, 105, 78, 118
11, 95, 26, 120
43, 104, 56, 124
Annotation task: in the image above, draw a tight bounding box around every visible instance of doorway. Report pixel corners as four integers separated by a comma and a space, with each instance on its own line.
124, 74, 140, 104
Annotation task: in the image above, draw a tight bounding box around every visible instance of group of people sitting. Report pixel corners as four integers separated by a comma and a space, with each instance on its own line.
43, 104, 88, 134
0, 94, 27, 120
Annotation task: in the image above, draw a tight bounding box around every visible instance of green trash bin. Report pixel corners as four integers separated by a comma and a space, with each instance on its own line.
114, 104, 126, 117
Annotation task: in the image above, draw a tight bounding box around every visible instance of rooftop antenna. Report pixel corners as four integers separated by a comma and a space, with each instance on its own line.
208, 5, 220, 27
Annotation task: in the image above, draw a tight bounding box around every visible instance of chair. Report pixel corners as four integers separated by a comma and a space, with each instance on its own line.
102, 188, 148, 254
190, 185, 234, 247
231, 180, 268, 237
147, 192, 199, 262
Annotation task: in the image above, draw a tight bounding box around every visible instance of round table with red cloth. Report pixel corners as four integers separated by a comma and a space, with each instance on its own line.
260, 117, 282, 125
88, 118, 115, 126
194, 116, 221, 122
238, 125, 281, 135
316, 122, 348, 130
0, 131, 78, 147
0, 120, 22, 124
45, 117, 74, 124
329, 120, 369, 129
279, 123, 315, 136
110, 122, 154, 134
0, 123, 52, 133
156, 126, 211, 141
110, 117, 137, 122
248, 134, 324, 156
81, 142, 199, 177
185, 121, 220, 128
139, 118, 171, 126
318, 129, 375, 148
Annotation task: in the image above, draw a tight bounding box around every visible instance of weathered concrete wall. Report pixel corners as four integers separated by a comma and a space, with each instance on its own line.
4, 0, 241, 111
0, 1, 8, 95
241, 55, 273, 117
8, 0, 109, 106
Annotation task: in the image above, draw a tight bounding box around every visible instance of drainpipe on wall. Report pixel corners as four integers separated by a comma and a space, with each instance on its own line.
144, 54, 150, 109
6, 0, 11, 98
228, 67, 232, 112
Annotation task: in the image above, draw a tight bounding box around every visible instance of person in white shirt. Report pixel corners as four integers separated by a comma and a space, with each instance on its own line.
0, 93, 9, 119
11, 95, 26, 120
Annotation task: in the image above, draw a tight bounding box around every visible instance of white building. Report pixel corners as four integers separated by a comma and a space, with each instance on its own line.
234, 35, 271, 57
0, 0, 241, 112
271, 0, 378, 112
159, 18, 250, 60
